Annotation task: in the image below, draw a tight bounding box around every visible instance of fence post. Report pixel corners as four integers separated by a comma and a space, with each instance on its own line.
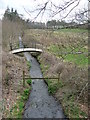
58, 73, 60, 83
23, 70, 25, 87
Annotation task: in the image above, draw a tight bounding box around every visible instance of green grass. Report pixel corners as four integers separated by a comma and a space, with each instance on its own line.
21, 88, 30, 101
47, 44, 59, 54
48, 84, 57, 94
9, 88, 30, 118
26, 79, 32, 85
48, 44, 88, 66
47, 80, 57, 94
64, 54, 88, 66
23, 89, 30, 96
46, 79, 64, 94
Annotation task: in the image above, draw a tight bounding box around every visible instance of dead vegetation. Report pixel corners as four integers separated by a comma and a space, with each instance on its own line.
2, 50, 29, 118
2, 19, 25, 51
39, 51, 88, 118
2, 18, 30, 118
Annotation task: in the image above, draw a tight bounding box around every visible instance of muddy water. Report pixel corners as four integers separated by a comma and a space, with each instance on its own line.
23, 52, 66, 119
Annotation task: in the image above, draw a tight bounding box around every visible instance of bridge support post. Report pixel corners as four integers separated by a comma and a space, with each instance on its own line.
9, 42, 12, 51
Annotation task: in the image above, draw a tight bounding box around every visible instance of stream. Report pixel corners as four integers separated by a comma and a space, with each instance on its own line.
23, 52, 66, 119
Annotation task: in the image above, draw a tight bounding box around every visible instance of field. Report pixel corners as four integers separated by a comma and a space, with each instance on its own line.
23, 28, 88, 118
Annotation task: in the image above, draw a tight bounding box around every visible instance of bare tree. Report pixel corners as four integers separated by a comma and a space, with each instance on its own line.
24, 0, 89, 22
74, 9, 89, 24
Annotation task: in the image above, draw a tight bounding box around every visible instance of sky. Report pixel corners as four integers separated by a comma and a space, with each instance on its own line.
0, 0, 88, 23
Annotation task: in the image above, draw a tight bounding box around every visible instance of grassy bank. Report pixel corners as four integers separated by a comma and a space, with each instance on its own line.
8, 79, 32, 118
7, 58, 32, 118
2, 51, 32, 118
2, 16, 31, 118
39, 59, 88, 118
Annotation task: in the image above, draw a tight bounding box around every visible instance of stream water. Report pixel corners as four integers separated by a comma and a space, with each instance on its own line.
23, 52, 66, 119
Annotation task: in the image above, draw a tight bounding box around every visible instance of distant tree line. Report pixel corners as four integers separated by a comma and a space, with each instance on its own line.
27, 19, 88, 29
46, 20, 88, 29
26, 19, 45, 29
46, 20, 70, 29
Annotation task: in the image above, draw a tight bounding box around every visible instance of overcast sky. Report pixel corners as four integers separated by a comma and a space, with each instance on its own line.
0, 0, 88, 23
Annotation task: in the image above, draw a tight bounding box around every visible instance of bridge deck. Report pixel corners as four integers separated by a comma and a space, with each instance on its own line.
10, 48, 43, 54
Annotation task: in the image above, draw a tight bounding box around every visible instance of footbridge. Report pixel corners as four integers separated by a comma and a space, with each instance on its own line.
10, 48, 43, 54
9, 36, 43, 55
